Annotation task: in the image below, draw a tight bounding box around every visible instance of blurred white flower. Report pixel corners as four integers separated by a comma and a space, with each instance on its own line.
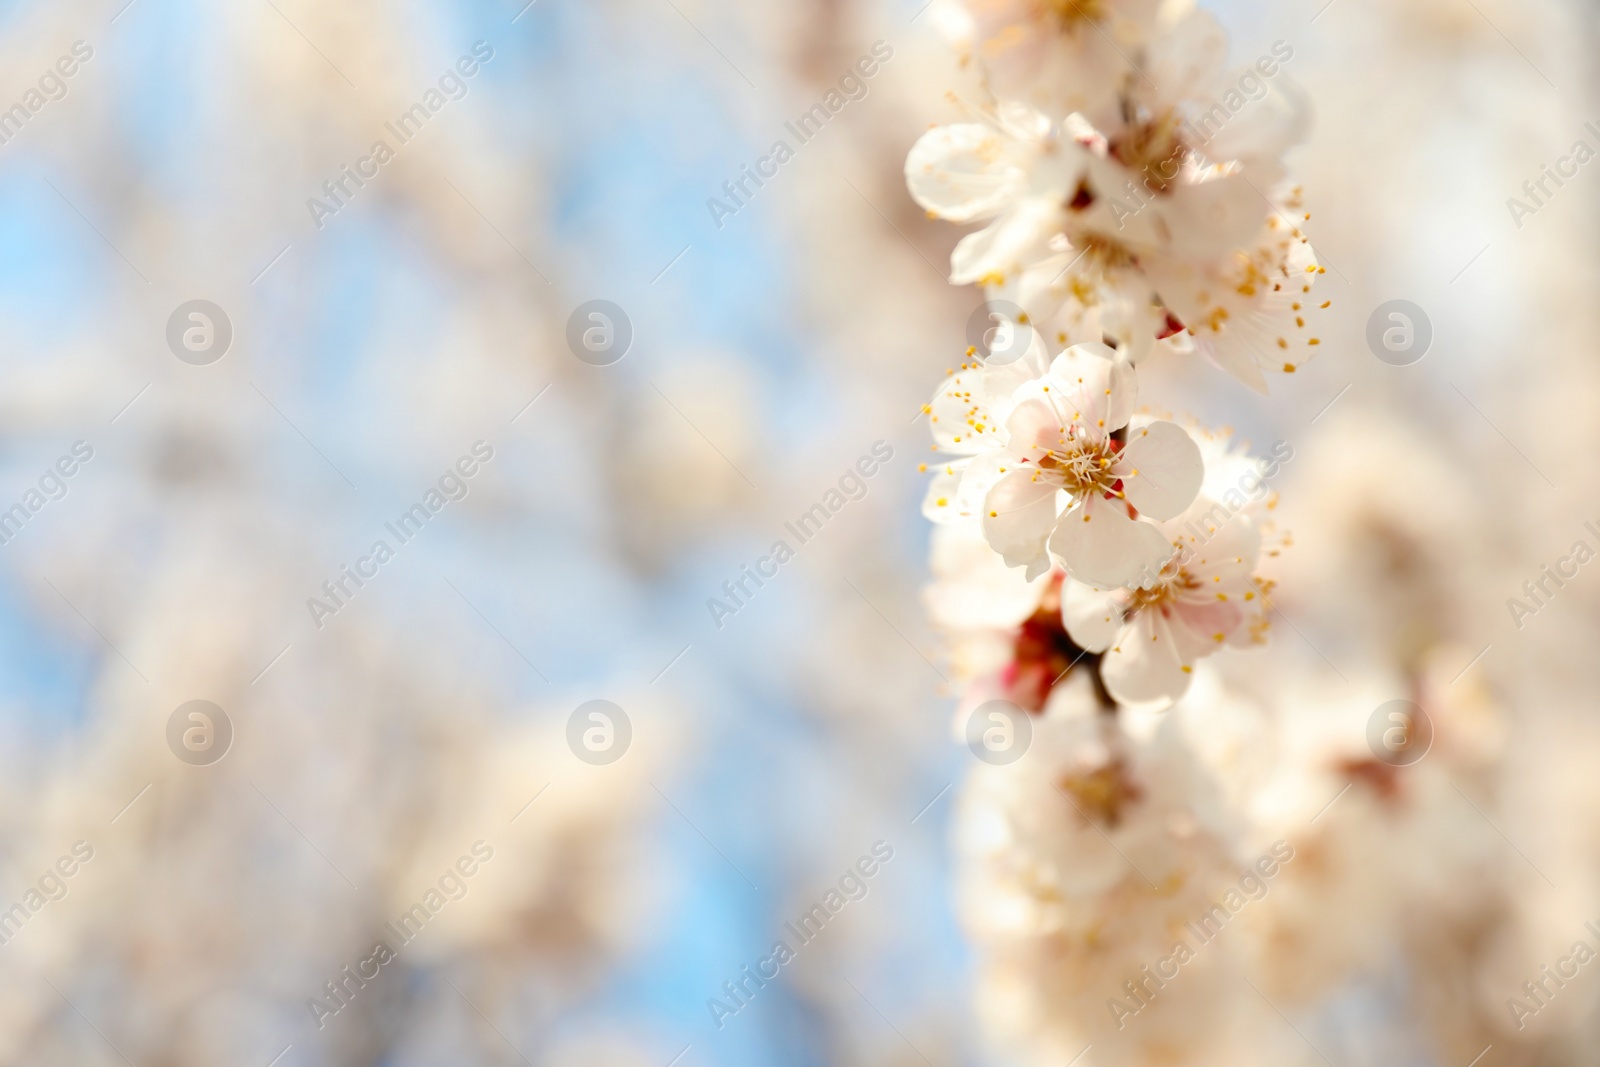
1112, 8, 1308, 178
926, 519, 1052, 686
931, 0, 1171, 127
956, 675, 1278, 1066
904, 68, 1325, 388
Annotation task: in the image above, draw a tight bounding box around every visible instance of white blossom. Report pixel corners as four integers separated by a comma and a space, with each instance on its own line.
904, 54, 1327, 390
924, 342, 1203, 585
1062, 503, 1268, 706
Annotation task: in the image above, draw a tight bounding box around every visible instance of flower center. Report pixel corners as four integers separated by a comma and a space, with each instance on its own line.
1071, 231, 1138, 272
1037, 434, 1120, 498
1110, 113, 1189, 193
1059, 756, 1141, 828
1043, 0, 1108, 28
1058, 189, 1139, 284
1128, 564, 1199, 606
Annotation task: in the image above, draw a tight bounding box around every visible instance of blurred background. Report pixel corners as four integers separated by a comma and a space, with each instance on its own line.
0, 0, 1594, 1064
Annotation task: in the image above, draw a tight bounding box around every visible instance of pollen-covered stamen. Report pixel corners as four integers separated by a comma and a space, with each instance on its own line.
1035, 427, 1121, 499
1064, 229, 1138, 277
1126, 560, 1200, 611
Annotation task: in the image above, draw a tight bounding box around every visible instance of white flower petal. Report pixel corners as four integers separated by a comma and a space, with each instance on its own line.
978, 326, 1054, 392
991, 259, 1071, 326
1041, 343, 1134, 434
950, 197, 1063, 286
960, 450, 1026, 505
1142, 9, 1230, 111
1048, 493, 1174, 588
1061, 580, 1126, 652
1143, 201, 1326, 392
1181, 508, 1262, 581
929, 368, 1006, 455
981, 469, 1062, 575
1100, 610, 1194, 706
1001, 396, 1067, 457
1196, 77, 1311, 173
1118, 421, 1203, 520
1171, 598, 1245, 649
905, 124, 1029, 223
957, 1, 1162, 126
1199, 325, 1272, 394
1156, 175, 1269, 263
921, 459, 974, 523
